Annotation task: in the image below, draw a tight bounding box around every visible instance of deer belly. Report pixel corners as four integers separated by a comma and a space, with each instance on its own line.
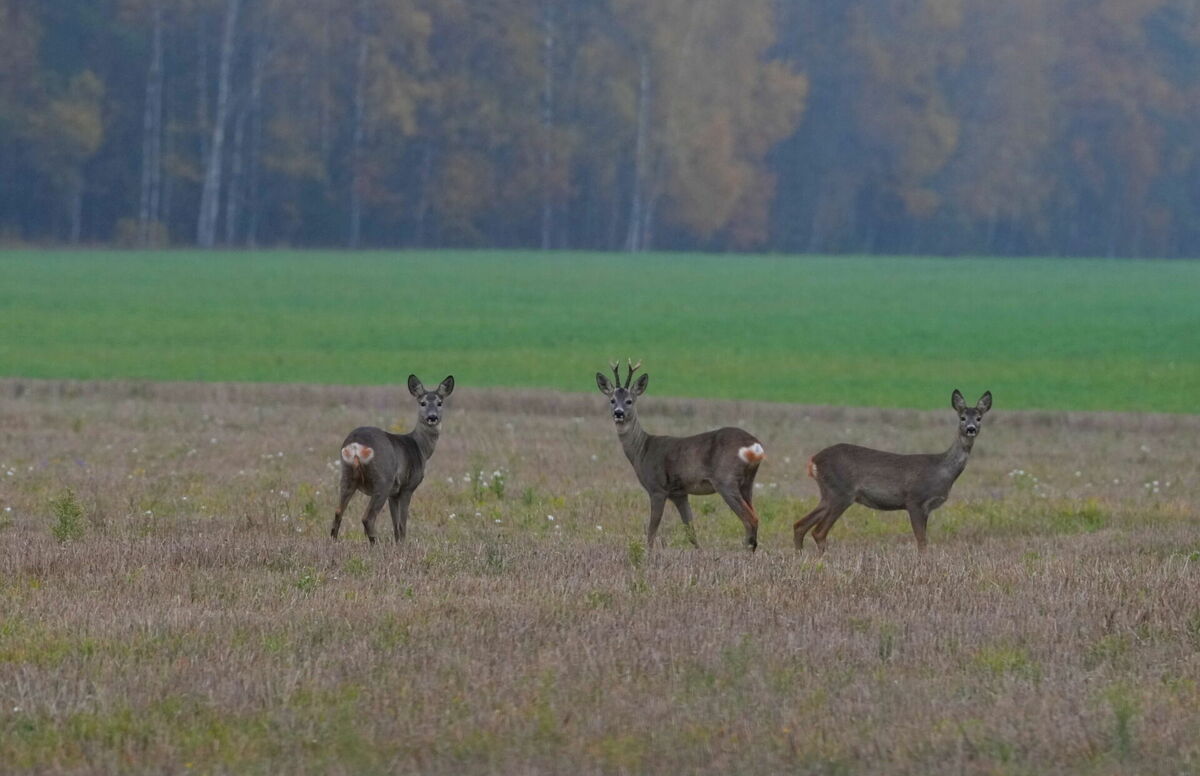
686, 481, 717, 496
856, 488, 905, 512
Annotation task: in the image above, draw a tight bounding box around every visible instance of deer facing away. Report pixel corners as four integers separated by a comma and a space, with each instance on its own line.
794, 389, 992, 553
331, 375, 455, 544
596, 360, 766, 550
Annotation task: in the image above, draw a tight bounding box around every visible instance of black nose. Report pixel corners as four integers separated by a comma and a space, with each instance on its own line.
429, 415, 439, 423
613, 409, 625, 418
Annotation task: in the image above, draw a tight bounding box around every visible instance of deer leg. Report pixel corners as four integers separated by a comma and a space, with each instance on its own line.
718, 487, 759, 552
388, 495, 402, 543
811, 497, 852, 554
646, 492, 667, 549
361, 492, 388, 545
907, 505, 930, 552
330, 475, 356, 539
793, 503, 826, 550
391, 489, 414, 543
670, 495, 700, 549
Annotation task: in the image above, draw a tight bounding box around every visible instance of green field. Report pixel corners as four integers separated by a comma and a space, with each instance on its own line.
2, 250, 1196, 412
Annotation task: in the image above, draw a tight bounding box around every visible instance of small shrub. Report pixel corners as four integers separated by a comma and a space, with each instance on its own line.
1104, 683, 1139, 759
50, 490, 85, 544
627, 539, 645, 570
489, 469, 506, 499
295, 572, 320, 593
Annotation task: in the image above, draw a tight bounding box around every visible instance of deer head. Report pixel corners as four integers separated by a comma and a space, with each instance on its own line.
408, 374, 455, 428
595, 359, 648, 429
951, 389, 992, 439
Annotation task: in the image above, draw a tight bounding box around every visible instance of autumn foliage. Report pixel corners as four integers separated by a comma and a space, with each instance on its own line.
1, 0, 1198, 257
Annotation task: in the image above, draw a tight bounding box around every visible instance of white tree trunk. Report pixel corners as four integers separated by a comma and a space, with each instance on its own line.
625, 51, 651, 253
196, 0, 241, 248
348, 23, 369, 248
539, 0, 556, 250
246, 32, 265, 248
138, 0, 164, 246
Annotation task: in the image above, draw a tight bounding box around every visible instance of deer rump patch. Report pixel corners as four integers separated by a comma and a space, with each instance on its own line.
341, 443, 375, 465
737, 443, 766, 464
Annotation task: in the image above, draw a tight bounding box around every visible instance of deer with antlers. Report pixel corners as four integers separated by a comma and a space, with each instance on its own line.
596, 359, 766, 551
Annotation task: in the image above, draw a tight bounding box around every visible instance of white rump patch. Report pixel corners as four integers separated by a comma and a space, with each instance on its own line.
738, 443, 766, 464
341, 443, 374, 465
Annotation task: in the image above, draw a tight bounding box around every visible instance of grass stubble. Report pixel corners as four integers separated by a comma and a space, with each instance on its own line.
1, 378, 1199, 774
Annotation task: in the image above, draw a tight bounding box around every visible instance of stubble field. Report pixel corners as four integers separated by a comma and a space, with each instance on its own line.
1, 378, 1198, 774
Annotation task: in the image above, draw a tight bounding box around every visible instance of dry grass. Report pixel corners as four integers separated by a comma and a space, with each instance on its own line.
1, 378, 1198, 775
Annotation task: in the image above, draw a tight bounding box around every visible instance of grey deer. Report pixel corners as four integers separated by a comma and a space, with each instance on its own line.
794, 389, 992, 553
596, 360, 767, 551
331, 375, 455, 544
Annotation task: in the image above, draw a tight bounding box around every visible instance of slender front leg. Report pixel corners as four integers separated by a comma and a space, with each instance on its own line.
646, 492, 667, 549
390, 489, 414, 543
907, 505, 930, 551
670, 494, 700, 548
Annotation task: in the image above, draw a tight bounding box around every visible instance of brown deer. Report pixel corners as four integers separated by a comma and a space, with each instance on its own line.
596, 360, 766, 551
331, 374, 454, 544
794, 389, 992, 553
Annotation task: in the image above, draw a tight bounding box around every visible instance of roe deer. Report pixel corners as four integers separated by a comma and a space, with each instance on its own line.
596, 360, 766, 551
331, 374, 455, 544
794, 389, 992, 553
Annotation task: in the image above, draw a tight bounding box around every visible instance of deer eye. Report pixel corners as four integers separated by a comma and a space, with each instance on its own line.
420, 401, 427, 407
610, 398, 615, 405
960, 415, 966, 421
624, 399, 633, 406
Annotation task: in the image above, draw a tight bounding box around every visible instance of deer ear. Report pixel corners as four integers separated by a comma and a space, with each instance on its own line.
951, 389, 966, 413
976, 391, 992, 414
596, 372, 614, 396
408, 374, 425, 398
437, 375, 455, 397
631, 372, 649, 396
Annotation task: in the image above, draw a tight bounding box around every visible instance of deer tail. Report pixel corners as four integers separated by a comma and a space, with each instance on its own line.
340, 442, 375, 467
737, 442, 766, 465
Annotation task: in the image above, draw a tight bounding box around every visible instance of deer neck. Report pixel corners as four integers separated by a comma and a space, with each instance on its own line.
408, 421, 440, 461
616, 416, 650, 466
941, 432, 974, 478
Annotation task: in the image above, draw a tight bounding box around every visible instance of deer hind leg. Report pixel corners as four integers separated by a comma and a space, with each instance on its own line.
330, 472, 357, 539
645, 493, 667, 550
361, 492, 388, 545
718, 486, 759, 552
670, 494, 700, 549
793, 503, 826, 550
811, 496, 853, 554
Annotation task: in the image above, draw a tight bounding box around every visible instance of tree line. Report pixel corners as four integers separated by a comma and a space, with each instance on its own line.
2, 0, 1198, 257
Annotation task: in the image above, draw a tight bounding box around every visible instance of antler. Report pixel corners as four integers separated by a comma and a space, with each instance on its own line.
609, 360, 622, 386
624, 357, 643, 388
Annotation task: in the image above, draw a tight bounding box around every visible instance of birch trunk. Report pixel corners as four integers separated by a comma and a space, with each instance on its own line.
225, 100, 247, 246
138, 0, 164, 246
246, 32, 265, 248
539, 0, 556, 250
625, 51, 650, 253
348, 24, 369, 248
196, 0, 241, 248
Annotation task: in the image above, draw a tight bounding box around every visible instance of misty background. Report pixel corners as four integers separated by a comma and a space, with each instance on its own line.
1, 0, 1198, 258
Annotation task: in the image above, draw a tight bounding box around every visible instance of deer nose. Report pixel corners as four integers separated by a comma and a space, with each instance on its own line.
613, 408, 625, 419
